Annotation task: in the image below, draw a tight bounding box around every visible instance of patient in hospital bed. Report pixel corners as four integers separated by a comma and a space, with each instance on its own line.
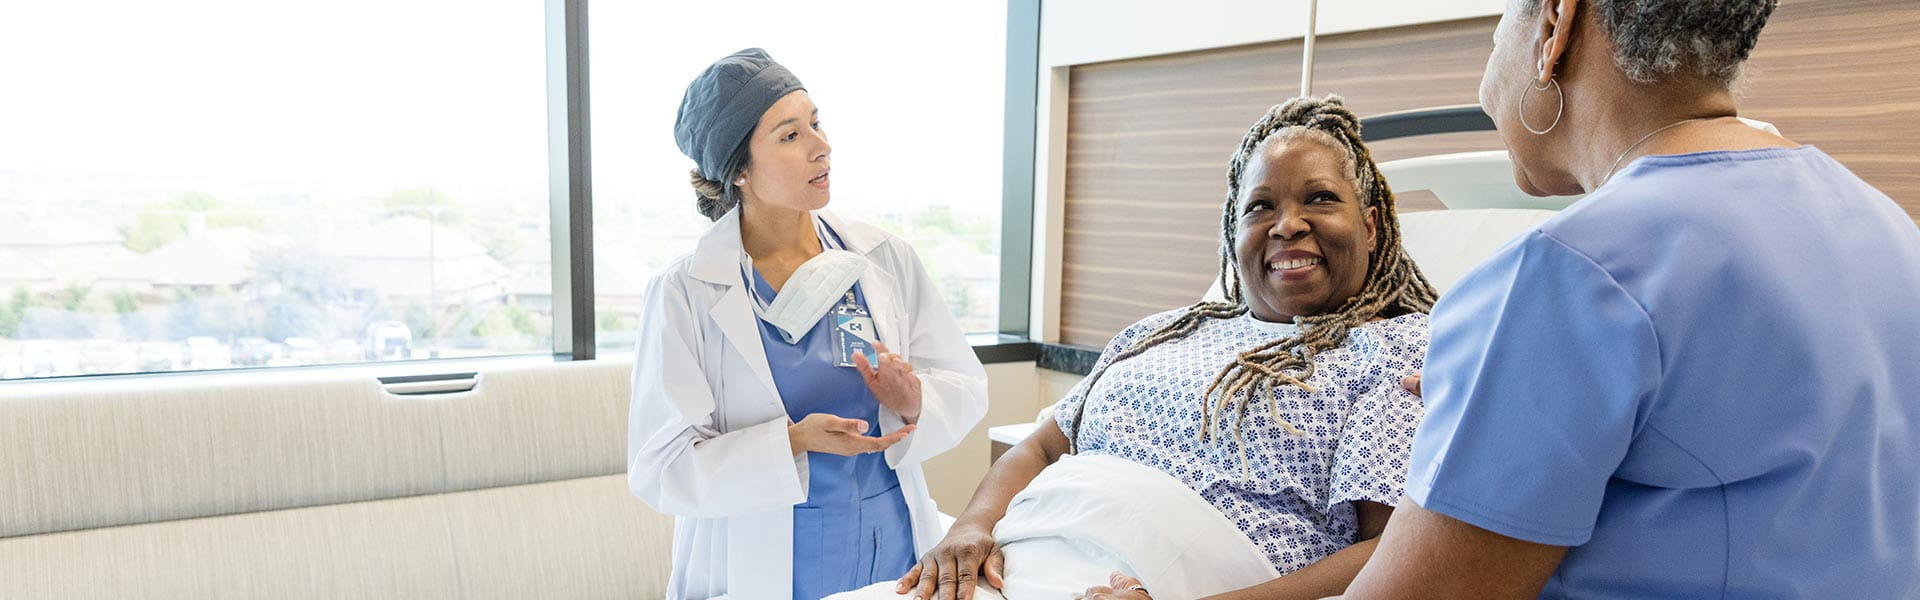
831, 96, 1437, 600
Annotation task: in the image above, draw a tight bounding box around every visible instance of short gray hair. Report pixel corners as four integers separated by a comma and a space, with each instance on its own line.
1525, 0, 1778, 84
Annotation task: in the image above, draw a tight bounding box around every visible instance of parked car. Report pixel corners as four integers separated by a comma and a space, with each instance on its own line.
283, 337, 323, 365
233, 337, 278, 367
363, 321, 412, 361
183, 336, 232, 370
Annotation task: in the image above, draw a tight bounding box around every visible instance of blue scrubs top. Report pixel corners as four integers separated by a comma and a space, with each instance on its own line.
748, 227, 916, 600
1409, 147, 1920, 598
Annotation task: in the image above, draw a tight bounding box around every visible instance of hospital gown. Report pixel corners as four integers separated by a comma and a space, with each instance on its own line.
1054, 311, 1427, 574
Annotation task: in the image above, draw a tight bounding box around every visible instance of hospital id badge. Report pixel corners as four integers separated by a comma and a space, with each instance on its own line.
834, 313, 877, 367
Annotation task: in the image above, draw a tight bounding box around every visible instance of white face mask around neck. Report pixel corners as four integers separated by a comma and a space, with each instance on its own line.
739, 218, 867, 344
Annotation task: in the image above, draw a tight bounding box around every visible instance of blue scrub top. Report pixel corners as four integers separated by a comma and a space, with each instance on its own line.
1409, 147, 1920, 598
748, 226, 916, 600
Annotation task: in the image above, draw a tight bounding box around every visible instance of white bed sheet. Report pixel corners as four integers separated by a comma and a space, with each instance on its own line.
829, 454, 1277, 600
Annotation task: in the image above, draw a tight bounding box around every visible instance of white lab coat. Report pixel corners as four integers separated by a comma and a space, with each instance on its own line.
627, 208, 990, 600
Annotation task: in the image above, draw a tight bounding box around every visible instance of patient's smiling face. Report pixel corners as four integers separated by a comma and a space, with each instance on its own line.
1233, 134, 1378, 323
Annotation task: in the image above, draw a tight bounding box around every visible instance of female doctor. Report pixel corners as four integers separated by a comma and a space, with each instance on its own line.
626, 48, 989, 600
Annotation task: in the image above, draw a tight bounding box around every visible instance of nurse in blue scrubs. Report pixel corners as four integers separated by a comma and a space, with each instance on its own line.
1336, 1, 1920, 599
751, 228, 917, 598
625, 48, 989, 600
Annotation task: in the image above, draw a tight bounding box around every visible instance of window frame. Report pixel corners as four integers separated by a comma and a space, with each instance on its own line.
3, 0, 1040, 384
549, 0, 596, 361
548, 0, 1043, 364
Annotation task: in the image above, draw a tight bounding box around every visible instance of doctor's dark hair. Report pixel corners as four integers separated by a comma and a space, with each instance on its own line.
1065, 95, 1437, 454
1521, 0, 1777, 85
689, 134, 755, 221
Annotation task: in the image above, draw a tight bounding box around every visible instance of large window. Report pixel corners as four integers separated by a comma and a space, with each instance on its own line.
0, 1, 553, 379
588, 1, 1008, 353
0, 1, 1013, 379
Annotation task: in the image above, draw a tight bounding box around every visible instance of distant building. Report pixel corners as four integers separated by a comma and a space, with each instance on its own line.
318, 216, 509, 308
132, 226, 270, 295
0, 218, 136, 292
0, 249, 60, 294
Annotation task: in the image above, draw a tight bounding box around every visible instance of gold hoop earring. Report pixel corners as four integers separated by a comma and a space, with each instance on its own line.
1519, 76, 1563, 135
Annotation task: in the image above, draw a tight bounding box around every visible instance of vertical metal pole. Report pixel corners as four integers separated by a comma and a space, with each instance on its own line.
545, 0, 594, 360
998, 0, 1041, 338
428, 206, 440, 358
1300, 0, 1319, 97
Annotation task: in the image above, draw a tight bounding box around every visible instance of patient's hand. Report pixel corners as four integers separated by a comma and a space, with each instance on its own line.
1402, 373, 1422, 398
1081, 572, 1151, 599
896, 523, 1004, 600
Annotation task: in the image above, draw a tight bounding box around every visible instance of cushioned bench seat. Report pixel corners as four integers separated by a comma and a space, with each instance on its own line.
0, 358, 675, 598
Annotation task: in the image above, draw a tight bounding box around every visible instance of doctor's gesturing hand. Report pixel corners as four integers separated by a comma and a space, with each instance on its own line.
854, 341, 923, 423
789, 414, 915, 457
789, 341, 924, 457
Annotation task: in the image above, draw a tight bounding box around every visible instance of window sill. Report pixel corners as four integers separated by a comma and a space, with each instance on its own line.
965, 334, 1098, 373
966, 333, 1038, 364
1, 336, 1086, 388
0, 354, 560, 392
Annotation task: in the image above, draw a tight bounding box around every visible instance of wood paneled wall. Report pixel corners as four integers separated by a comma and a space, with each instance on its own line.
1057, 0, 1920, 348
1061, 41, 1301, 349
1740, 0, 1920, 220
1059, 17, 1498, 347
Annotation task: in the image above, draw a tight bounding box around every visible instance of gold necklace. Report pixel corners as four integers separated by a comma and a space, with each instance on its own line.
1600, 117, 1710, 188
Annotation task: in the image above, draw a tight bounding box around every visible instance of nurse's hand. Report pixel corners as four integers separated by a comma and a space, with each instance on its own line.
788, 414, 915, 457
854, 342, 922, 423
896, 523, 1004, 600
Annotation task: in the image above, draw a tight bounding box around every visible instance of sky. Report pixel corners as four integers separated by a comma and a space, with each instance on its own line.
0, 0, 1007, 219
589, 0, 1008, 218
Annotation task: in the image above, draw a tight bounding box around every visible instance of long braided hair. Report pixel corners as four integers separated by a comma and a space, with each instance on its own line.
1066, 95, 1437, 457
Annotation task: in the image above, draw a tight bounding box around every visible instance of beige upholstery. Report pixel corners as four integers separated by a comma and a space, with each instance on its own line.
0, 476, 672, 599
0, 358, 674, 598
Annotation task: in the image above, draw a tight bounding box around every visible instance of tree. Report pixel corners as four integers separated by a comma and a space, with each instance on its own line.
380, 187, 469, 227
402, 301, 437, 344
17, 306, 91, 339
471, 304, 541, 350
941, 271, 983, 328
380, 186, 531, 264
249, 247, 349, 341
505, 304, 537, 337
60, 284, 91, 312
163, 288, 247, 341
912, 204, 961, 234
109, 290, 141, 314
260, 300, 330, 342
109, 291, 151, 341
597, 310, 636, 335
0, 287, 30, 338
120, 191, 263, 253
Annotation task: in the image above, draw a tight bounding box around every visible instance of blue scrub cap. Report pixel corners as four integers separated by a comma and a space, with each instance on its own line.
673, 48, 807, 183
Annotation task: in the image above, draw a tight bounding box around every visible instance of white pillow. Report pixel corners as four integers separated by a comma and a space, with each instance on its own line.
1398, 208, 1559, 294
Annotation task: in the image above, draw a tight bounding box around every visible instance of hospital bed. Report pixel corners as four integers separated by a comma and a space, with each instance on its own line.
991, 104, 1782, 457
990, 104, 1579, 454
